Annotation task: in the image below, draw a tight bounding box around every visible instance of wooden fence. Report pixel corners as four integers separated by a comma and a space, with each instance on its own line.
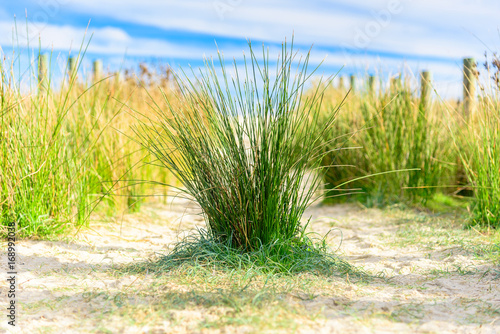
37, 55, 479, 115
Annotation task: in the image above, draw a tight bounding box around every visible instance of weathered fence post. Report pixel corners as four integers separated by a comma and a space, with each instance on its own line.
350, 74, 356, 93
420, 70, 431, 106
338, 76, 345, 91
38, 54, 48, 94
368, 75, 375, 96
463, 58, 477, 117
68, 56, 77, 80
390, 77, 397, 93
93, 59, 103, 83
455, 59, 477, 194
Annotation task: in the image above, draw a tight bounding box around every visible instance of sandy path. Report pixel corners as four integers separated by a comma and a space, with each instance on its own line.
0, 198, 499, 333
301, 204, 500, 333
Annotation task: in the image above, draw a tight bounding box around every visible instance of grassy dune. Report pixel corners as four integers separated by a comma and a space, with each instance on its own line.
0, 53, 175, 238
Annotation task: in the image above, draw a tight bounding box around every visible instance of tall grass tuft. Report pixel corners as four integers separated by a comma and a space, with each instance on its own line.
318, 75, 454, 207
135, 41, 343, 255
0, 40, 174, 238
453, 62, 500, 228
0, 50, 101, 237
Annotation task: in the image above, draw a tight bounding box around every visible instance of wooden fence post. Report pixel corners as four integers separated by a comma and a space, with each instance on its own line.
420, 70, 431, 106
93, 59, 103, 83
368, 75, 375, 95
455, 59, 477, 194
463, 58, 477, 117
338, 76, 345, 91
68, 56, 77, 80
38, 54, 48, 94
390, 77, 397, 93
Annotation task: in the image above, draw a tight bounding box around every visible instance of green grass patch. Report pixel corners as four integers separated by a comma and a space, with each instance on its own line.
122, 228, 369, 279
317, 77, 455, 208
423, 193, 471, 213
133, 39, 358, 275
383, 208, 500, 264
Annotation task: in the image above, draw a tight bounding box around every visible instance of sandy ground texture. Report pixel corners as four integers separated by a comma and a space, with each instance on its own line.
1, 197, 499, 333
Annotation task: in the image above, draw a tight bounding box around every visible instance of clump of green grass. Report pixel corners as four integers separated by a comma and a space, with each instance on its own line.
318, 75, 454, 207
453, 77, 500, 228
133, 228, 366, 278
424, 193, 470, 213
0, 47, 102, 237
0, 35, 175, 238
134, 40, 352, 273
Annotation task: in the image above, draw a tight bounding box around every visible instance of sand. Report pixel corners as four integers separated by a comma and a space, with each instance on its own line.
0, 197, 499, 333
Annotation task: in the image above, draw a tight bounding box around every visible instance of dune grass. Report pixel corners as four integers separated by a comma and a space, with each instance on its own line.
128, 227, 367, 278
3, 30, 500, 241
0, 43, 174, 238
317, 75, 455, 207
0, 50, 101, 237
453, 91, 500, 229
134, 40, 355, 272
316, 64, 500, 230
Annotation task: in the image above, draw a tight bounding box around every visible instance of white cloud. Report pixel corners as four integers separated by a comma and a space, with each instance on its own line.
3, 0, 498, 98
46, 0, 500, 61
0, 20, 216, 59
0, 18, 471, 98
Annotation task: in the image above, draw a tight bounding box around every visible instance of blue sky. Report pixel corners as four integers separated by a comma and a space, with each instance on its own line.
1, 0, 499, 97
